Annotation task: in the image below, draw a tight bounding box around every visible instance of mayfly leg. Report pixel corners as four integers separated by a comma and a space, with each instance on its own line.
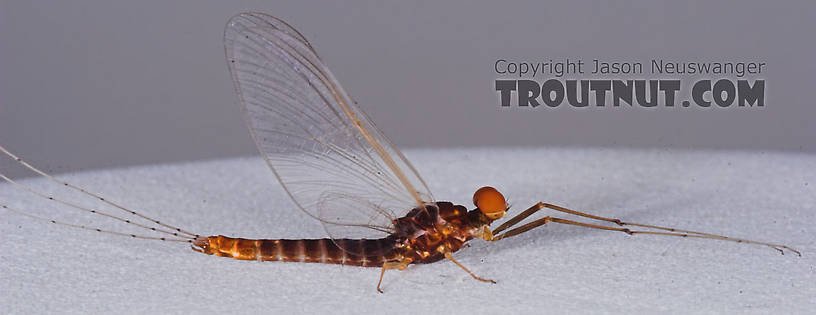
0, 145, 198, 241
443, 252, 495, 284
377, 258, 412, 293
489, 202, 800, 256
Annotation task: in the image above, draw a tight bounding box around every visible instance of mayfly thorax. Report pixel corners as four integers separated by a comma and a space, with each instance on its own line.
0, 12, 799, 293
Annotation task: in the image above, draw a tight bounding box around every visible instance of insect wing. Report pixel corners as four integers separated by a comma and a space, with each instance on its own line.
224, 13, 434, 247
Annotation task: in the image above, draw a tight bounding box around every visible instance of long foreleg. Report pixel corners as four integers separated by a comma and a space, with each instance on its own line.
488, 202, 800, 256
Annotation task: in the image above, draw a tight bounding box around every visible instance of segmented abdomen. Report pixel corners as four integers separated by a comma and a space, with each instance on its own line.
194, 235, 400, 267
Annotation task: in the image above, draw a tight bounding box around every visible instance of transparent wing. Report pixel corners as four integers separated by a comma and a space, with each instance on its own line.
224, 13, 434, 245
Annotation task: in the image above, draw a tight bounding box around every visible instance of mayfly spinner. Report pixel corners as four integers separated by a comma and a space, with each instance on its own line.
0, 12, 799, 293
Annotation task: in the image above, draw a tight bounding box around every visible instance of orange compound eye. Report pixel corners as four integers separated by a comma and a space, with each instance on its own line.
473, 186, 507, 220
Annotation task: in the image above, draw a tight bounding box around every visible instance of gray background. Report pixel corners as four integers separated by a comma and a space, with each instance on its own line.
1, 1, 814, 176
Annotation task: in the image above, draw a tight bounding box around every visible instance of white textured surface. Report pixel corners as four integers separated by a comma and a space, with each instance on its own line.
1, 147, 814, 314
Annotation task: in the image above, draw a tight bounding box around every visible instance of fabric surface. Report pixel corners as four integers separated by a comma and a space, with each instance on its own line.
1, 147, 813, 314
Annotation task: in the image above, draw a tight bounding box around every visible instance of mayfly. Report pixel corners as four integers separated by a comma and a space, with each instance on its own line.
0, 12, 799, 293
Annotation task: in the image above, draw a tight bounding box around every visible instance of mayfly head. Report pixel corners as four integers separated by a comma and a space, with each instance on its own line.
473, 186, 507, 220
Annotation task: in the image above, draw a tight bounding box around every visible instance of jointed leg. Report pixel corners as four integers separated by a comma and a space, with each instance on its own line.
443, 252, 496, 284
494, 202, 651, 234
490, 202, 800, 256
492, 216, 630, 241
377, 258, 412, 293
492, 202, 546, 235
541, 203, 730, 237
